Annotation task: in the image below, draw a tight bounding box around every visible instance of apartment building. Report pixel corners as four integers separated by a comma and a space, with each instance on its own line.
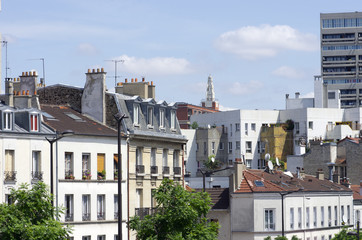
316, 12, 362, 108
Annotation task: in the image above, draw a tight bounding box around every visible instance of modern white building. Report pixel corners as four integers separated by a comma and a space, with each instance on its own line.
230, 162, 354, 240
41, 105, 127, 240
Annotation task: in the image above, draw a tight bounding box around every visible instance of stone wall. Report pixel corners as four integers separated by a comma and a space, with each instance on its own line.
38, 86, 83, 112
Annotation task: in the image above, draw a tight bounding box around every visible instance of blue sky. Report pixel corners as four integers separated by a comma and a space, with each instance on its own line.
0, 1, 360, 110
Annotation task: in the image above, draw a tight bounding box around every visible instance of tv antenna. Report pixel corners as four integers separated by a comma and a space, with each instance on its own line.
1, 40, 9, 80
105, 59, 124, 87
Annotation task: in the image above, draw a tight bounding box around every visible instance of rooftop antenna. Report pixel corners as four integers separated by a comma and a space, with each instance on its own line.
28, 58, 45, 98
105, 59, 124, 87
1, 40, 9, 80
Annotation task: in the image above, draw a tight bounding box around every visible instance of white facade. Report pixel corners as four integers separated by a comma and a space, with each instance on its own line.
231, 191, 353, 240
56, 135, 128, 240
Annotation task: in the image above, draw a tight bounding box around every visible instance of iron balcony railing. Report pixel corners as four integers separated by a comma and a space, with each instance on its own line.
97, 212, 105, 220
4, 171, 16, 182
150, 166, 158, 174
135, 208, 150, 220
136, 165, 145, 174
163, 166, 170, 175
65, 213, 73, 222
173, 167, 181, 175
31, 171, 43, 181
82, 213, 91, 221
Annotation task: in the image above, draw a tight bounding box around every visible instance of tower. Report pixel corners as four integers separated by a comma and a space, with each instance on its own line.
201, 75, 219, 110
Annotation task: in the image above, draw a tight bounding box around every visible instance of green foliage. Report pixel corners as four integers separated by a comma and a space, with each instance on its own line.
129, 179, 219, 240
264, 237, 272, 240
203, 155, 221, 170
275, 236, 288, 240
0, 182, 72, 240
270, 157, 286, 170
285, 119, 294, 131
264, 236, 298, 240
331, 226, 362, 240
191, 121, 199, 129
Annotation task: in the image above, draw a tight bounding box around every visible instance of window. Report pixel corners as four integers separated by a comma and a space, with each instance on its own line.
151, 148, 156, 166
32, 151, 42, 180
347, 205, 350, 224
341, 206, 345, 224
246, 159, 252, 168
136, 189, 143, 209
236, 141, 240, 150
230, 124, 232, 136
65, 152, 74, 179
295, 122, 300, 134
321, 206, 325, 227
196, 143, 199, 152
251, 123, 256, 131
65, 195, 74, 222
334, 206, 338, 226
97, 195, 105, 220
228, 159, 233, 166
313, 207, 317, 227
5, 150, 15, 182
30, 113, 39, 131
264, 209, 275, 230
228, 142, 232, 154
212, 142, 215, 154
309, 121, 313, 130
114, 195, 119, 220
219, 142, 224, 150
114, 235, 119, 240
170, 110, 176, 129
173, 150, 180, 168
97, 153, 105, 180
3, 111, 13, 130
163, 149, 168, 167
82, 236, 91, 240
147, 107, 153, 126
97, 236, 106, 240
133, 104, 140, 125
235, 123, 240, 131
245, 123, 248, 135
328, 206, 332, 226
306, 207, 310, 228
82, 195, 91, 221
328, 92, 336, 99
290, 208, 294, 229
159, 109, 165, 128
203, 142, 207, 155
246, 141, 252, 153
82, 153, 91, 179
136, 147, 143, 166
298, 207, 302, 228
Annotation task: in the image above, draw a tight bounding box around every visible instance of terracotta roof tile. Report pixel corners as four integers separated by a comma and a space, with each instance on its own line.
351, 185, 362, 200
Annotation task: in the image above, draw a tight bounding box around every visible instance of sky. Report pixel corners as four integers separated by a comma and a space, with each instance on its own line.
0, 0, 361, 110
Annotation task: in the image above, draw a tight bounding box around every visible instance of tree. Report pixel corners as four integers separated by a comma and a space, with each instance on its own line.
129, 179, 219, 240
331, 226, 362, 240
0, 182, 72, 240
203, 155, 221, 170
191, 121, 199, 129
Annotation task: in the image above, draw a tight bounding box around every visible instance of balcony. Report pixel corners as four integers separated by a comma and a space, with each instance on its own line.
163, 166, 170, 175
135, 208, 150, 220
4, 171, 16, 182
136, 165, 145, 176
173, 167, 181, 176
82, 170, 92, 180
31, 171, 43, 181
150, 166, 158, 176
97, 212, 105, 220
65, 213, 73, 222
65, 170, 74, 180
82, 213, 91, 221
114, 211, 119, 220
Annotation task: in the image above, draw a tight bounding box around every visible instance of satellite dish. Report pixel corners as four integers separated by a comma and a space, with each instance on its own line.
268, 160, 274, 170
276, 157, 280, 166
342, 215, 347, 224
265, 153, 270, 161
211, 157, 215, 163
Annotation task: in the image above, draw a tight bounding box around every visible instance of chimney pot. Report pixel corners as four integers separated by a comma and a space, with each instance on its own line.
97, 68, 100, 73
22, 72, 25, 76
135, 78, 138, 82
142, 77, 145, 82
131, 78, 134, 83
92, 69, 95, 73
101, 67, 104, 72
26, 72, 29, 76
151, 81, 153, 86
125, 78, 128, 83
88, 69, 91, 73
26, 90, 29, 95
22, 90, 25, 95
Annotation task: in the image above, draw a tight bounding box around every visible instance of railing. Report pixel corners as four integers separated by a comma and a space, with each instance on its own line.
65, 170, 74, 180
97, 212, 105, 220
82, 170, 91, 180
173, 167, 181, 175
82, 213, 91, 221
163, 166, 170, 175
65, 213, 73, 222
135, 208, 150, 220
31, 171, 43, 181
150, 166, 158, 175
114, 211, 119, 220
136, 165, 145, 174
4, 171, 16, 182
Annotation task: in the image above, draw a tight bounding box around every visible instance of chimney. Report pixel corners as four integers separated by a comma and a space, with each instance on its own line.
360, 181, 362, 195
295, 92, 300, 99
82, 68, 107, 124
5, 78, 14, 107
316, 169, 324, 180
300, 168, 305, 178
232, 159, 246, 192
327, 163, 335, 181
286, 94, 289, 99
20, 71, 38, 96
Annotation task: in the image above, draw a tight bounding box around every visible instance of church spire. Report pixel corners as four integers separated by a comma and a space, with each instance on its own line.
206, 74, 215, 102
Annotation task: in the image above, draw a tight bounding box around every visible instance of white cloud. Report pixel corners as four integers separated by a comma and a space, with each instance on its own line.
77, 43, 99, 56
114, 55, 193, 76
227, 80, 263, 96
272, 66, 305, 79
215, 25, 318, 60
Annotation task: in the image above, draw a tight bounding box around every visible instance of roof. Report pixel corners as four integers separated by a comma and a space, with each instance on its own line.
193, 188, 229, 210
351, 185, 362, 200
234, 169, 352, 194
41, 105, 117, 137
338, 137, 361, 144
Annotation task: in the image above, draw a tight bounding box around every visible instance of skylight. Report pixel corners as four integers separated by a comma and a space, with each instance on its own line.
254, 180, 264, 187
42, 112, 56, 120
64, 112, 83, 121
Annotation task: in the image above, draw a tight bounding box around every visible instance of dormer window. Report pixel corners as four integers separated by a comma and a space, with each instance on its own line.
170, 110, 176, 129
159, 109, 165, 128
3, 111, 13, 130
147, 107, 153, 126
133, 104, 140, 125
30, 113, 39, 132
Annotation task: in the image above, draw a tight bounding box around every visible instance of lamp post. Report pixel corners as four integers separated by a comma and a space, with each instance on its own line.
199, 161, 230, 192
114, 113, 128, 240
45, 130, 74, 207
347, 220, 360, 240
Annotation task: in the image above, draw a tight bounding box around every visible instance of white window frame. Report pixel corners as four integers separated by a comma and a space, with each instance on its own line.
290, 208, 294, 229
306, 207, 310, 228
133, 104, 140, 125
163, 149, 168, 167
246, 141, 252, 153
173, 150, 179, 168
159, 108, 165, 128
97, 194, 106, 220
235, 123, 240, 131
246, 159, 252, 168
65, 194, 74, 221
136, 147, 143, 166
219, 142, 224, 150
212, 142, 215, 154
170, 110, 176, 129
228, 142, 232, 154
151, 148, 156, 167
298, 207, 302, 228
236, 141, 240, 150
3, 111, 13, 130
245, 123, 248, 135
321, 206, 325, 227
313, 206, 317, 227
264, 209, 275, 231
147, 107, 153, 126
251, 123, 256, 131
30, 113, 39, 132
82, 195, 91, 221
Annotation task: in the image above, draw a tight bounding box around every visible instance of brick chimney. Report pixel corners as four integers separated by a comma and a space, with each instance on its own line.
230, 159, 246, 192
82, 68, 107, 124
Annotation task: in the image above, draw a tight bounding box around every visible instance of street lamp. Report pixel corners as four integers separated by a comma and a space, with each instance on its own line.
45, 130, 74, 206
279, 189, 303, 237
114, 113, 128, 240
347, 220, 360, 240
